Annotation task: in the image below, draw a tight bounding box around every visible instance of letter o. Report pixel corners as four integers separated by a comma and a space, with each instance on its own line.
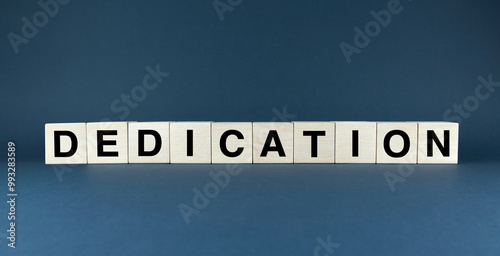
365, 20, 381, 37
204, 182, 220, 199
383, 130, 410, 158
131, 86, 147, 102
33, 11, 49, 27
463, 95, 479, 112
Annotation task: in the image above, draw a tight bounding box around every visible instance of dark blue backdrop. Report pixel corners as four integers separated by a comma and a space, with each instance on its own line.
1, 0, 499, 255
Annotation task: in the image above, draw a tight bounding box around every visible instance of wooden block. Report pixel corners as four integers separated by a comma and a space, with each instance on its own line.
128, 122, 170, 163
335, 122, 376, 163
170, 122, 212, 164
45, 123, 87, 164
417, 122, 459, 164
87, 122, 128, 164
293, 122, 334, 163
253, 123, 293, 163
211, 122, 253, 164
376, 122, 418, 164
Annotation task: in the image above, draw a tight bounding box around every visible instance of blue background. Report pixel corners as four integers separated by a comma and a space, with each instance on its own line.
1, 0, 500, 255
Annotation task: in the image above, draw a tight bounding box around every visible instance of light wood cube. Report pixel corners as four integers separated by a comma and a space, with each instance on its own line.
376, 122, 418, 164
253, 123, 293, 163
128, 122, 170, 163
45, 123, 87, 164
211, 123, 253, 164
293, 122, 334, 163
335, 122, 377, 163
417, 122, 459, 164
87, 122, 129, 164
170, 122, 212, 164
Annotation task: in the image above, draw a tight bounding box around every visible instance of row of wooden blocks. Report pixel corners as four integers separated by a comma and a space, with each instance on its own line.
45, 122, 459, 164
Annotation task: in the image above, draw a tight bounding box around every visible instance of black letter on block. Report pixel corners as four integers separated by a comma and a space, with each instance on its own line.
383, 130, 410, 158
427, 130, 450, 157
97, 130, 118, 157
352, 130, 359, 157
303, 131, 326, 157
260, 130, 286, 157
54, 131, 77, 157
138, 130, 162, 156
187, 130, 193, 156
220, 130, 244, 157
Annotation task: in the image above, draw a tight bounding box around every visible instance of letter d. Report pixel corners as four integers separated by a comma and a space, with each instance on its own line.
353, 26, 370, 48
192, 188, 209, 209
54, 131, 78, 157
21, 17, 38, 39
